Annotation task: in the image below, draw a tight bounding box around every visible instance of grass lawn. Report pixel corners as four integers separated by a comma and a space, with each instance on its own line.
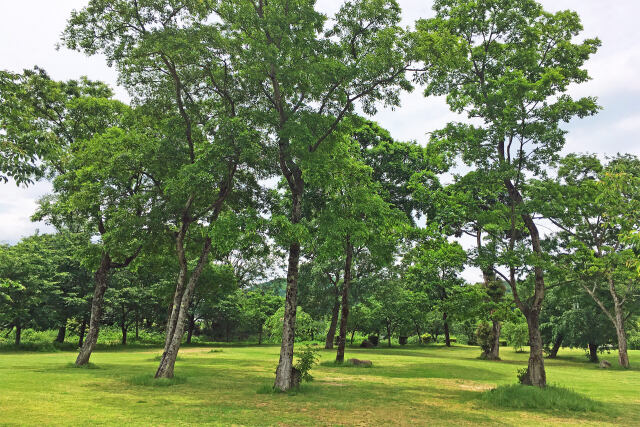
0, 344, 638, 426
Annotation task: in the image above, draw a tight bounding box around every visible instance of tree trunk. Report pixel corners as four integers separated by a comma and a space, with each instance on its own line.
186, 313, 195, 344
15, 324, 21, 346
156, 238, 212, 379
547, 334, 563, 359
56, 322, 67, 344
503, 179, 547, 387
258, 325, 263, 345
488, 320, 501, 359
609, 278, 630, 368
522, 310, 546, 387
350, 330, 355, 345
443, 312, 451, 347
588, 342, 598, 363
335, 239, 353, 363
76, 253, 111, 366
325, 293, 340, 350
135, 309, 139, 340
78, 317, 87, 348
274, 182, 303, 391
387, 322, 392, 348
121, 304, 127, 345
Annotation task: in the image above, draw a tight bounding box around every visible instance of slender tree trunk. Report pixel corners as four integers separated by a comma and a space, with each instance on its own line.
443, 312, 451, 347
121, 304, 127, 345
15, 324, 21, 346
387, 322, 392, 348
350, 330, 355, 345
588, 342, 598, 362
336, 239, 353, 363
325, 293, 340, 350
274, 182, 303, 391
76, 253, 111, 366
609, 278, 630, 368
488, 320, 501, 360
56, 322, 67, 343
258, 324, 263, 345
78, 317, 87, 348
156, 238, 212, 379
135, 309, 139, 340
547, 334, 563, 359
521, 310, 546, 387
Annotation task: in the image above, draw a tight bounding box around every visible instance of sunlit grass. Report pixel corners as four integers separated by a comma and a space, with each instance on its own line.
0, 344, 637, 425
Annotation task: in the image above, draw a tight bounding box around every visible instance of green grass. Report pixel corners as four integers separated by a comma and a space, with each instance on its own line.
1, 344, 638, 426
482, 384, 605, 413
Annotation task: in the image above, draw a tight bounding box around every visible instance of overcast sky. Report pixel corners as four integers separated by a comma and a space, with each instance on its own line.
1, 0, 639, 247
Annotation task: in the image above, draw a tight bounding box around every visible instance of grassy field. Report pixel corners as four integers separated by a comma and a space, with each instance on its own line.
0, 344, 638, 426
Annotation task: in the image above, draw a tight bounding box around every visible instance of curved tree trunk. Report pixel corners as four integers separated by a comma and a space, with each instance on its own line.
610, 279, 630, 368
156, 238, 211, 379
588, 342, 598, 362
335, 239, 353, 363
547, 334, 563, 359
325, 293, 340, 350
75, 253, 111, 366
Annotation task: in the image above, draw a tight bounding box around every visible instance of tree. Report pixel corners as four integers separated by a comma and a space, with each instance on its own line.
417, 0, 600, 386
207, 0, 412, 390
405, 235, 467, 347
63, 0, 267, 378
538, 154, 640, 367
1, 70, 158, 365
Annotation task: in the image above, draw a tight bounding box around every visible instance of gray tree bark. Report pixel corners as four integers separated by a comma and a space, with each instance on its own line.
336, 239, 353, 363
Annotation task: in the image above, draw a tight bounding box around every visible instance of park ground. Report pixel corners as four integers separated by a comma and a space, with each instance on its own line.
1, 344, 639, 426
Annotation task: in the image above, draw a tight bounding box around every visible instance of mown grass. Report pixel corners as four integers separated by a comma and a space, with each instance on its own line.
0, 344, 638, 426
482, 384, 605, 413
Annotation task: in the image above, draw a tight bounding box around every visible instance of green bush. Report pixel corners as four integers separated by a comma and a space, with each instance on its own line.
294, 345, 319, 383
476, 321, 494, 356
420, 333, 433, 344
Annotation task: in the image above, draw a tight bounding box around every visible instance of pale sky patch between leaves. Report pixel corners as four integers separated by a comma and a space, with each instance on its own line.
1, 0, 639, 283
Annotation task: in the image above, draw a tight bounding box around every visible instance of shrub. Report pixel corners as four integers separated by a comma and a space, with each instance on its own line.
476, 321, 494, 356
294, 345, 319, 383
516, 367, 528, 384
420, 333, 433, 344
399, 336, 408, 345
367, 335, 379, 346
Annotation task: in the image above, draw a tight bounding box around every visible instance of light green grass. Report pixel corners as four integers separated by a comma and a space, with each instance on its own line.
0, 344, 638, 426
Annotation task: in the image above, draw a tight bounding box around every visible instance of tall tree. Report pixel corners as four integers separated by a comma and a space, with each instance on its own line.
63, 0, 267, 378
537, 154, 640, 367
209, 0, 412, 390
416, 0, 600, 386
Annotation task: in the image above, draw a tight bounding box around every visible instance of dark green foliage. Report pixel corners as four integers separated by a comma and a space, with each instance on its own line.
476, 321, 494, 357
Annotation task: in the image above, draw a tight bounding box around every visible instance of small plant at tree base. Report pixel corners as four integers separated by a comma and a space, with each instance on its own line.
294, 345, 319, 383
516, 367, 529, 384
